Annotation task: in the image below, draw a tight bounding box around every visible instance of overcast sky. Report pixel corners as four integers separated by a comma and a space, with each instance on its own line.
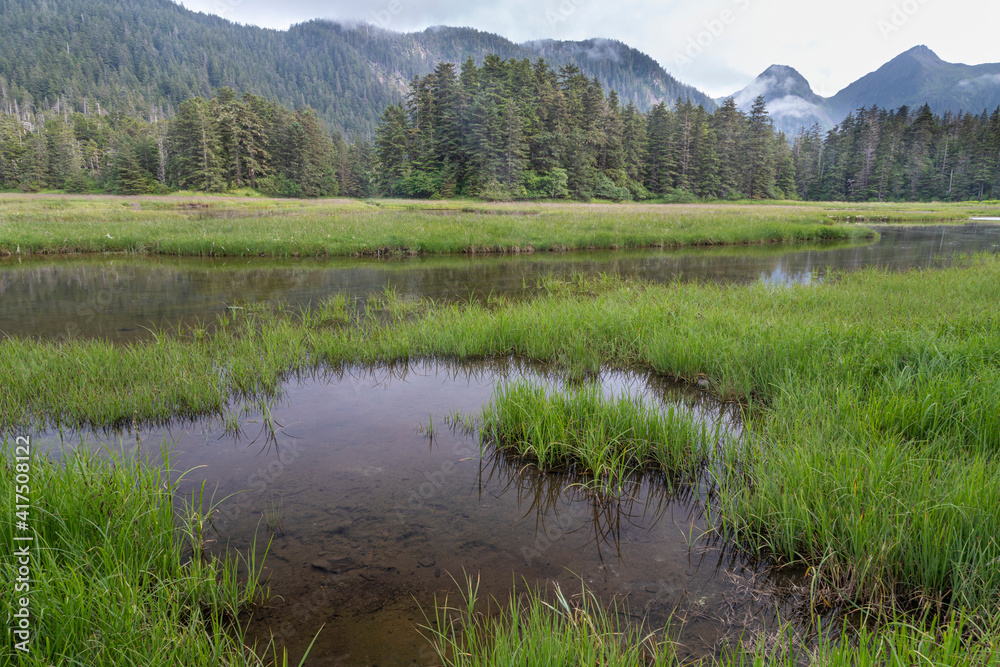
176, 0, 999, 98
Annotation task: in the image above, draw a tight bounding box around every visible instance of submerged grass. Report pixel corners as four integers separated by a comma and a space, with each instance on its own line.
3, 253, 1000, 627
0, 195, 888, 257
0, 440, 270, 665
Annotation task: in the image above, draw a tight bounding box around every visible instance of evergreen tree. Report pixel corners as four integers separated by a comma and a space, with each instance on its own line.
743, 95, 776, 198
168, 97, 223, 191
374, 103, 411, 195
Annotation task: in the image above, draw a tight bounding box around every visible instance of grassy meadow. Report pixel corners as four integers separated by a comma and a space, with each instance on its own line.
4, 195, 1000, 663
0, 193, 954, 258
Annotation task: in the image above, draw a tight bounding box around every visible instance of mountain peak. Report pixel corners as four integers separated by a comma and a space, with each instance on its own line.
758, 65, 817, 98
728, 64, 831, 135
900, 45, 942, 62
732, 64, 821, 108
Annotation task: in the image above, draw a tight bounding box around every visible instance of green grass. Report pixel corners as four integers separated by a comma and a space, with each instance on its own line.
424, 577, 1000, 666
3, 253, 1000, 634
479, 381, 721, 494
0, 195, 893, 258
422, 575, 683, 667
0, 440, 271, 665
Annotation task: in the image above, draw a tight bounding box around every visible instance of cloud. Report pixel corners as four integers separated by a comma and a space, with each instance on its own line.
958, 73, 1000, 87
173, 0, 1000, 101
766, 95, 823, 119
732, 74, 810, 107
583, 38, 621, 62
731, 76, 773, 107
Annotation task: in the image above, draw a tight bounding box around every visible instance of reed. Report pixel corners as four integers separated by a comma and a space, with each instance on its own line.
0, 439, 269, 666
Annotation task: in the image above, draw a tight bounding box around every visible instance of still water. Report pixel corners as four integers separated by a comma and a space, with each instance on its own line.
2, 224, 999, 341
36, 363, 803, 665
12, 224, 1000, 664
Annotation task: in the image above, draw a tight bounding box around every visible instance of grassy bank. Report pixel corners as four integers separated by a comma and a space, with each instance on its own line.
3, 254, 1000, 638
0, 195, 895, 258
0, 441, 270, 665
424, 578, 997, 666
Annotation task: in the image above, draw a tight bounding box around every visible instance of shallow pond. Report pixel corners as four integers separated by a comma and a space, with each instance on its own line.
12, 224, 1000, 664
2, 223, 999, 341
35, 362, 810, 666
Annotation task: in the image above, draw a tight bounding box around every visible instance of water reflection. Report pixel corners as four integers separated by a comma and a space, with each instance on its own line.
22, 361, 795, 665
3, 224, 998, 341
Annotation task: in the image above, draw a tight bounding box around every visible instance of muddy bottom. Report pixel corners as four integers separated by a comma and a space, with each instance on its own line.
39, 362, 809, 665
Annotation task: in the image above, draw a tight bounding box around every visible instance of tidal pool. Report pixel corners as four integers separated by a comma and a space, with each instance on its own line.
34, 361, 814, 666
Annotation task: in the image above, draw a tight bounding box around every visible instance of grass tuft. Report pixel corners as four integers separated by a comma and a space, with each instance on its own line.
0, 439, 269, 665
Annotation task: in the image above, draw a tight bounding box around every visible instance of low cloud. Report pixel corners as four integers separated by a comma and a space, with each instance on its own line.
732, 73, 811, 108
958, 73, 1000, 87
767, 94, 823, 118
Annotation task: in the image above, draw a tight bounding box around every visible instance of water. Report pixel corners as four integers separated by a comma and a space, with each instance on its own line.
11, 225, 1000, 664
3, 224, 999, 341
35, 362, 795, 665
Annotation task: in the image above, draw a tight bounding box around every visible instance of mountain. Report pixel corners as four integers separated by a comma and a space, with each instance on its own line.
523, 38, 716, 110
727, 65, 834, 136
0, 0, 713, 136
728, 46, 1000, 136
828, 45, 1000, 118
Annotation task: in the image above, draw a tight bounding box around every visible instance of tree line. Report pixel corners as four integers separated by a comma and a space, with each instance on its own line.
2, 54, 999, 202
792, 104, 1000, 202
374, 56, 794, 200
0, 0, 710, 137
0, 88, 375, 197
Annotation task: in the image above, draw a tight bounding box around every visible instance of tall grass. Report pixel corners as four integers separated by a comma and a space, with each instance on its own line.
422, 575, 682, 667
423, 577, 1000, 666
479, 381, 721, 494
0, 440, 270, 665
3, 254, 1000, 619
0, 195, 883, 257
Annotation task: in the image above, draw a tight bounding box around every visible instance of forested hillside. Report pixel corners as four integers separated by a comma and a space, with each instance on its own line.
6, 46, 997, 203
0, 0, 712, 136
792, 104, 1000, 201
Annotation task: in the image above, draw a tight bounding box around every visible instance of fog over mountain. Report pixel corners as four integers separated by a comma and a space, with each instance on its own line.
0, 0, 713, 136
728, 46, 1000, 136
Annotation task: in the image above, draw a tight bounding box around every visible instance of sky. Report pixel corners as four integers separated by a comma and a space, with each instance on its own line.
176, 0, 1000, 98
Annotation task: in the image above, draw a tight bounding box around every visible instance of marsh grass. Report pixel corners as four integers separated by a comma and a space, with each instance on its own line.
479, 381, 721, 495
4, 254, 1000, 623
264, 492, 284, 534
422, 575, 682, 667
423, 577, 999, 666
0, 195, 887, 258
0, 440, 270, 665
